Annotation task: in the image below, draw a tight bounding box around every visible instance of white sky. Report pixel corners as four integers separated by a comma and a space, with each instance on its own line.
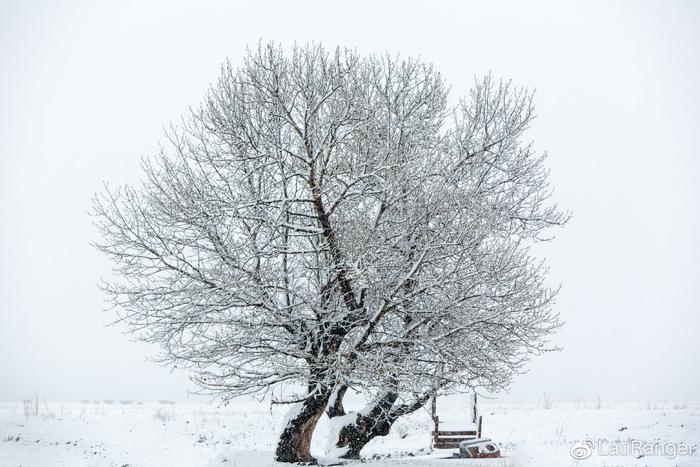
1, 0, 698, 403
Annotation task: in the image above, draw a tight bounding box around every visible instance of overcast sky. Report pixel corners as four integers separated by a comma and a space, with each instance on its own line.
1, 0, 698, 403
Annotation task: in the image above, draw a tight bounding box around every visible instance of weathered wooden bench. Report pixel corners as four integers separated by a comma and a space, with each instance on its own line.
431, 392, 483, 449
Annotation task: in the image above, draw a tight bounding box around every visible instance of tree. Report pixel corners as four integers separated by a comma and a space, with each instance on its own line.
322, 75, 568, 458
93, 43, 566, 463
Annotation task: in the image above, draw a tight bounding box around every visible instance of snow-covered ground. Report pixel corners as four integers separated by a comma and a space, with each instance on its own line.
1, 398, 698, 466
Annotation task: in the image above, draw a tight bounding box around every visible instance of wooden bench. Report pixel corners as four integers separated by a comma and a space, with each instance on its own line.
431, 392, 483, 449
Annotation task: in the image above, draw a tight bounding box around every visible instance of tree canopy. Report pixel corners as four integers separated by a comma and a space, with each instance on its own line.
93, 43, 567, 463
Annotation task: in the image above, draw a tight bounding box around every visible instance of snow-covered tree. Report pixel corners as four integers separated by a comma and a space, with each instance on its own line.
92, 43, 566, 463
323, 76, 567, 458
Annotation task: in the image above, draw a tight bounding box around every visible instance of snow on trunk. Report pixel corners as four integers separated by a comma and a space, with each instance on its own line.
275, 392, 330, 463
325, 412, 357, 458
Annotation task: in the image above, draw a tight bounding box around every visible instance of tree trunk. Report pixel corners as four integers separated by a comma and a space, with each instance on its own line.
335, 391, 397, 459
275, 390, 331, 464
326, 384, 348, 418
327, 390, 432, 459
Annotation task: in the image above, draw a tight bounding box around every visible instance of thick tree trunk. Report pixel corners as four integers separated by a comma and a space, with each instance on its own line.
327, 390, 432, 459
334, 391, 397, 459
275, 390, 331, 464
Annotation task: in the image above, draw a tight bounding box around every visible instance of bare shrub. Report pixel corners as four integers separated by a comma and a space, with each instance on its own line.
22, 393, 54, 418
23, 393, 39, 418
154, 407, 175, 423
541, 391, 555, 410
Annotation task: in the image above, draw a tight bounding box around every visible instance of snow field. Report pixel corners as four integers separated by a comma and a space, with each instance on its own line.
1, 399, 698, 466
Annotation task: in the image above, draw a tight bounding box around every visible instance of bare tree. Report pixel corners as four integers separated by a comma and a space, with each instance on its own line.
322, 76, 567, 458
93, 43, 566, 463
